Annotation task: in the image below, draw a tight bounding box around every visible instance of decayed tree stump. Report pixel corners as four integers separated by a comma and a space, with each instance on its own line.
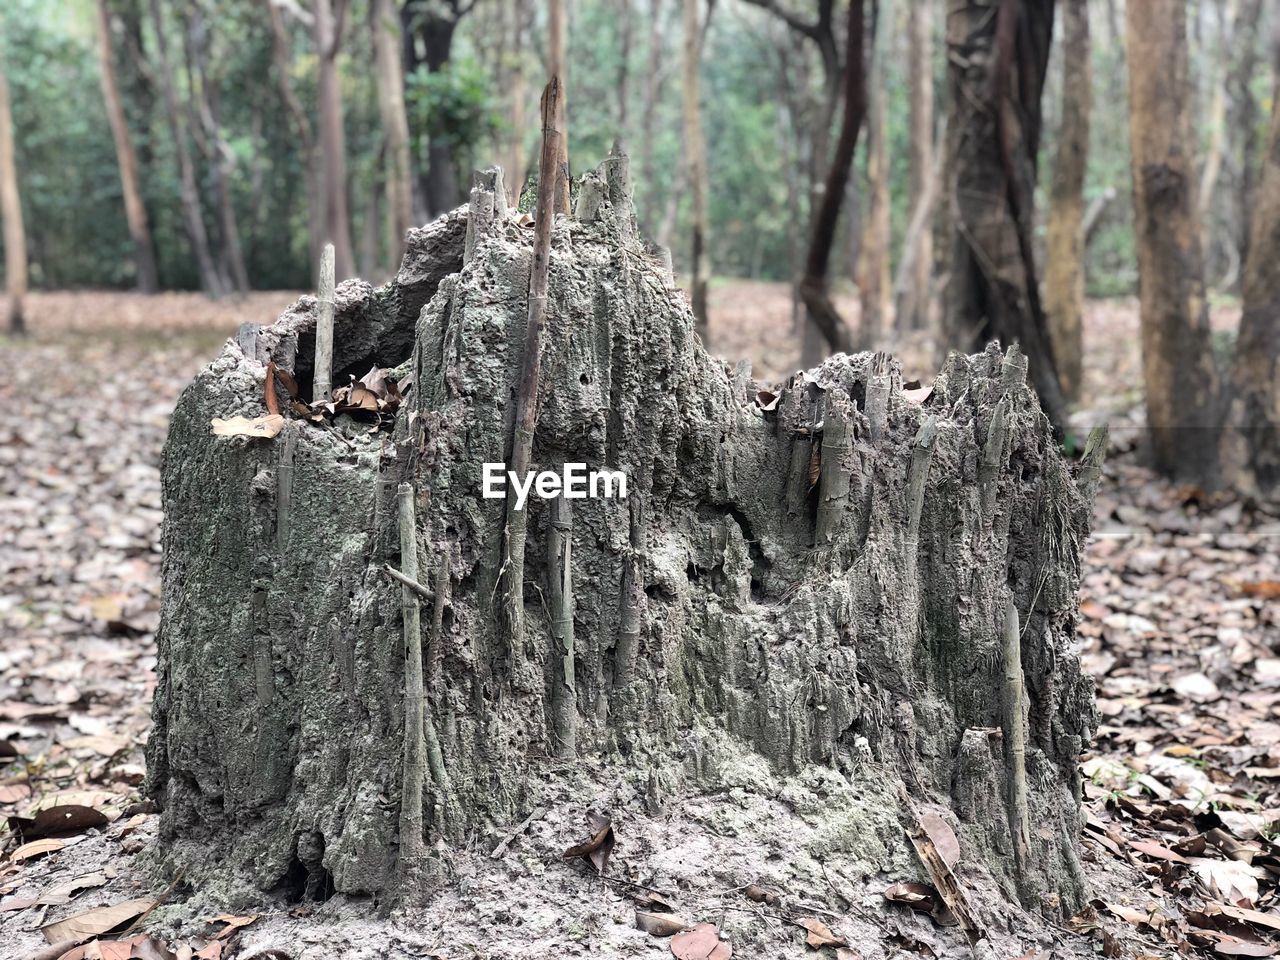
147, 154, 1103, 920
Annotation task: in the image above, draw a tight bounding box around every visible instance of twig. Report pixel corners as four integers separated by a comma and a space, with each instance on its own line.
490, 804, 548, 859
501, 77, 562, 671
383, 563, 436, 602
312, 242, 335, 404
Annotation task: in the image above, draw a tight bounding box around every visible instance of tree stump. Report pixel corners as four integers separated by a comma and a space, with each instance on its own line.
147, 156, 1102, 925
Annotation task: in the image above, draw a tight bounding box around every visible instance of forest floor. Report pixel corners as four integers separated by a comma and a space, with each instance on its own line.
0, 287, 1278, 959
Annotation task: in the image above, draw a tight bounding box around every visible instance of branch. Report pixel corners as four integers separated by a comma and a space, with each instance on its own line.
739, 0, 819, 41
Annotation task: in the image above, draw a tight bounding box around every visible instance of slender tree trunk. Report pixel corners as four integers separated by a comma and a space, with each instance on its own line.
1044, 0, 1090, 403
0, 47, 27, 335
95, 0, 159, 293
895, 0, 934, 333
315, 0, 356, 282
1126, 0, 1219, 482
857, 5, 890, 349
944, 0, 1066, 431
1197, 0, 1236, 233
549, 0, 571, 216
618, 0, 632, 130
373, 0, 413, 268
1220, 84, 1280, 497
1230, 0, 1265, 273
797, 0, 866, 356
681, 0, 710, 335
506, 0, 529, 198
265, 0, 322, 280
187, 6, 250, 294
148, 0, 224, 296
403, 6, 464, 217
639, 0, 668, 236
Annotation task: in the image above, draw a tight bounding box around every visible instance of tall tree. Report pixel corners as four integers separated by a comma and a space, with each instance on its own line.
741, 0, 842, 362
314, 0, 356, 282
148, 0, 225, 296
1220, 81, 1280, 497
401, 0, 472, 217
503, 0, 529, 198
548, 0, 571, 215
1044, 0, 1090, 402
1126, 0, 1218, 482
895, 0, 935, 333
944, 0, 1065, 431
264, 0, 322, 277
0, 42, 27, 334
857, 1, 890, 348
682, 0, 710, 333
1229, 0, 1265, 274
797, 0, 866, 354
373, 0, 413, 268
95, 0, 158, 293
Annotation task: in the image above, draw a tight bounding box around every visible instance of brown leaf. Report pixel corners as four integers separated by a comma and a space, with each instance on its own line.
884, 882, 939, 913
131, 936, 178, 960
9, 804, 110, 840
743, 883, 779, 906
1128, 838, 1189, 864
794, 917, 847, 949
263, 363, 280, 417
39, 872, 109, 906
208, 914, 258, 940
0, 783, 31, 804
1238, 581, 1280, 600
210, 415, 284, 439
919, 812, 960, 869
633, 889, 677, 912
671, 922, 731, 960
756, 390, 779, 411
193, 943, 223, 960
561, 811, 615, 874
636, 911, 690, 937
10, 838, 66, 861
41, 897, 157, 945
273, 365, 301, 401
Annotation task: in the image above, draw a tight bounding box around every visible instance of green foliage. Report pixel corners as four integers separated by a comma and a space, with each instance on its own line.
405, 58, 500, 156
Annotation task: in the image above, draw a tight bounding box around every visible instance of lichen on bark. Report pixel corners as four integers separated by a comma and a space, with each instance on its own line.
147, 154, 1100, 920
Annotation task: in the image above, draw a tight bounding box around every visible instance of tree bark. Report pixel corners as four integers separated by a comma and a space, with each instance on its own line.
315, 0, 356, 283
0, 45, 27, 335
1043, 0, 1090, 403
264, 0, 323, 280
149, 152, 1100, 922
857, 4, 890, 350
1125, 0, 1219, 483
1220, 85, 1280, 497
402, 1, 466, 218
943, 0, 1066, 433
148, 0, 225, 296
896, 0, 934, 333
95, 0, 159, 294
505, 0, 529, 199
681, 0, 710, 335
373, 0, 414, 270
1229, 0, 1265, 274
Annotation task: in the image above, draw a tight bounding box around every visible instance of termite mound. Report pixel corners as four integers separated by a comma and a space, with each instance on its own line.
147, 153, 1102, 927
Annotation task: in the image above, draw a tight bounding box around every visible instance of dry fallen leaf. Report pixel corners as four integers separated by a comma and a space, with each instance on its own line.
884, 881, 939, 914
919, 812, 960, 870
636, 911, 690, 937
10, 838, 66, 862
209, 913, 258, 940
561, 811, 615, 874
41, 897, 157, 945
743, 883, 779, 906
1128, 838, 1189, 864
671, 922, 731, 960
210, 415, 284, 439
794, 917, 847, 949
39, 872, 109, 906
9, 804, 110, 840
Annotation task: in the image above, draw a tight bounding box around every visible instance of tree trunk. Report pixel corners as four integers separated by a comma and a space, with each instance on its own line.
403, 4, 464, 218
549, 0, 571, 216
1220, 86, 1280, 498
681, 0, 710, 336
797, 0, 866, 356
944, 0, 1066, 433
0, 45, 27, 335
315, 0, 356, 283
617, 0, 633, 130
505, 0, 529, 198
374, 0, 413, 270
1043, 0, 1090, 403
1230, 0, 1265, 274
265, 0, 323, 280
896, 0, 934, 333
856, 5, 890, 350
95, 0, 159, 294
1125, 0, 1219, 483
147, 151, 1102, 928
1197, 0, 1236, 240
148, 0, 224, 297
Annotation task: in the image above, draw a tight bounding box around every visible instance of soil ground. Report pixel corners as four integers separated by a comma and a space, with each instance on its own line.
1, 287, 1277, 959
